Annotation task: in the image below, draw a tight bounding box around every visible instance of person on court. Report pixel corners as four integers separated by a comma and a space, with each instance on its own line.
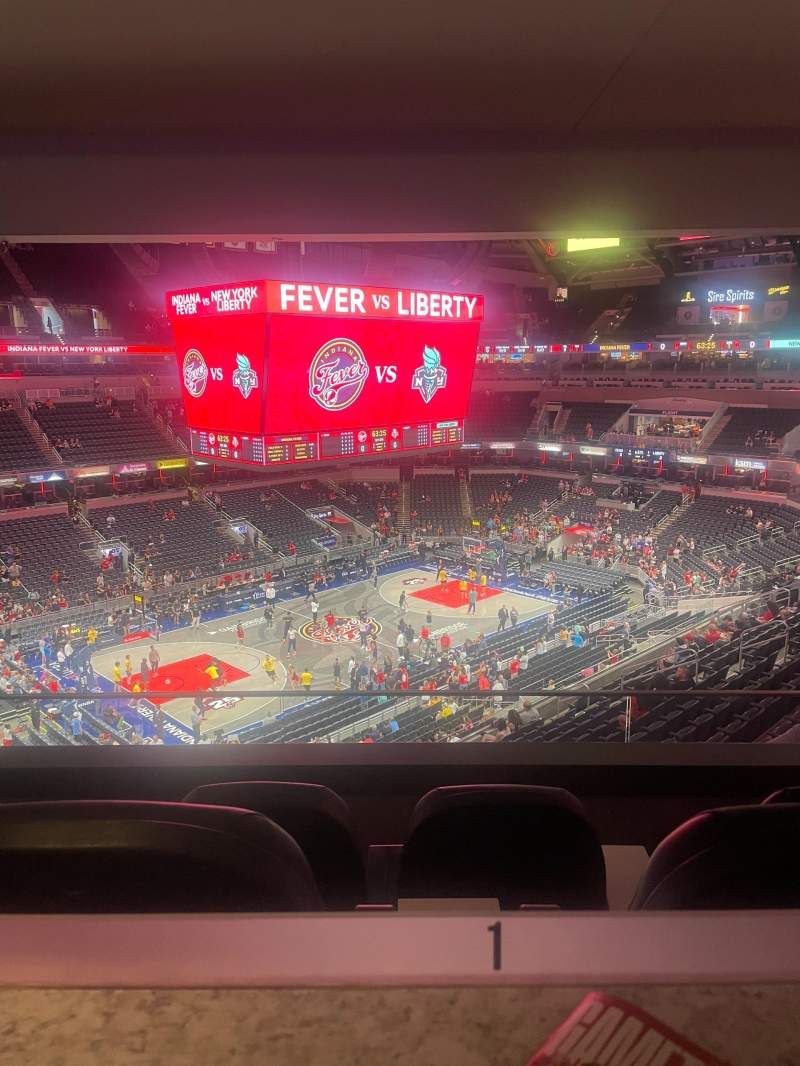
310, 599, 319, 623
325, 609, 336, 632
333, 656, 342, 689
399, 590, 407, 613
263, 604, 273, 632
437, 565, 447, 587
286, 625, 298, 656
300, 668, 313, 691
204, 659, 221, 690
235, 622, 245, 645
191, 698, 205, 744
191, 605, 201, 629
283, 612, 294, 640
262, 654, 277, 682
467, 585, 477, 615
148, 645, 160, 675
123, 654, 133, 679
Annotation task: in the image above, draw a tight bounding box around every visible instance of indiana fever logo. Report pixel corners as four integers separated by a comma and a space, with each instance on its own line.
309, 338, 369, 411
411, 346, 447, 403
232, 353, 258, 399
299, 615, 382, 645
182, 349, 209, 398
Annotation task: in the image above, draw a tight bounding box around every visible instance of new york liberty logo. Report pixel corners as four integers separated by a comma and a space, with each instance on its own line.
232, 353, 258, 399
411, 346, 447, 403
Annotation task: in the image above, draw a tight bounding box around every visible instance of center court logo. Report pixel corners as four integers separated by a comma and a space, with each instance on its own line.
309, 338, 369, 411
183, 349, 209, 397
411, 346, 447, 403
232, 352, 259, 399
299, 615, 382, 645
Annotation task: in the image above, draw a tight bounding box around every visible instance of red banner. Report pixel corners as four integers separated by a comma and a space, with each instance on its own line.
167, 279, 483, 323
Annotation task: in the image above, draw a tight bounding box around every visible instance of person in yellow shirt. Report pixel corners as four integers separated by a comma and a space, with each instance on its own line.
437, 703, 454, 720
112, 661, 122, 688
480, 573, 488, 587
437, 566, 447, 586
262, 655, 277, 682
204, 661, 221, 689
123, 654, 133, 678
300, 669, 313, 691
86, 626, 98, 646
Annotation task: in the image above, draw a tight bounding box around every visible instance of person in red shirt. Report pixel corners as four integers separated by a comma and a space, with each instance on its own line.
420, 625, 430, 642
509, 655, 521, 679
236, 622, 245, 645
399, 667, 409, 690
325, 611, 336, 630
440, 633, 452, 653
477, 672, 490, 692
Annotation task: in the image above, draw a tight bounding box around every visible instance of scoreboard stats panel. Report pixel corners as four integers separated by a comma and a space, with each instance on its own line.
191, 421, 464, 467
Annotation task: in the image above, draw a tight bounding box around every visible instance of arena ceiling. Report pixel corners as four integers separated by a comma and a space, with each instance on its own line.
3, 0, 800, 240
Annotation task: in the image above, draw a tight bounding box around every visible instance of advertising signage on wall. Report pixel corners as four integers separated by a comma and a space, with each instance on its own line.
766, 338, 800, 350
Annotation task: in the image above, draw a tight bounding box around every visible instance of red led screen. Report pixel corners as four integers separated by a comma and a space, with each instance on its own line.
166, 278, 483, 467
169, 312, 267, 436
263, 313, 479, 435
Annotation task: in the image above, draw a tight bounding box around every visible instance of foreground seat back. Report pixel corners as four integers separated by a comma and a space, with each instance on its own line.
762, 786, 800, 804
0, 800, 323, 912
632, 804, 800, 910
183, 781, 366, 909
398, 785, 607, 909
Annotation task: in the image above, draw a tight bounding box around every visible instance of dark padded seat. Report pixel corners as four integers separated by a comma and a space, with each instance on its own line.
632, 804, 800, 909
0, 800, 323, 912
398, 785, 608, 910
183, 781, 366, 909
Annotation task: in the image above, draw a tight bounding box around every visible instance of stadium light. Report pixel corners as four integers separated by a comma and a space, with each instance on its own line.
566, 237, 620, 253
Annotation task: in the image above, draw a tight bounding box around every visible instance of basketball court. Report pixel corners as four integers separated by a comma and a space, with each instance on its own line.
89, 564, 554, 739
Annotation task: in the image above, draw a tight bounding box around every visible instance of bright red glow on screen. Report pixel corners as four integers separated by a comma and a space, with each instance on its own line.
169, 312, 267, 435
264, 314, 478, 435
166, 278, 483, 467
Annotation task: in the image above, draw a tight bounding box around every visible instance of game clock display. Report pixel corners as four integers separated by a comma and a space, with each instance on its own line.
190, 421, 463, 467
167, 278, 481, 469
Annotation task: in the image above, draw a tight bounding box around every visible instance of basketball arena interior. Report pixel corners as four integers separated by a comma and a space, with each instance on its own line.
4, 1, 800, 1061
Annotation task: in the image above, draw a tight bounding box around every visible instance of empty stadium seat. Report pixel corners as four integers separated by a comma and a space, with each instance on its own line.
631, 804, 800, 909
182, 781, 366, 909
0, 800, 323, 912
397, 785, 608, 909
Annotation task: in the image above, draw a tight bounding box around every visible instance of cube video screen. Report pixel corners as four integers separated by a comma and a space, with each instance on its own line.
167, 279, 483, 466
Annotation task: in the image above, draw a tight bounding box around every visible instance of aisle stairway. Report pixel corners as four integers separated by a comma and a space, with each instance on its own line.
397, 481, 411, 531
459, 476, 473, 524
701, 413, 731, 452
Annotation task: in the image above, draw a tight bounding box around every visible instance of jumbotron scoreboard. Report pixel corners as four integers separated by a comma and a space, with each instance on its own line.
166, 279, 483, 467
